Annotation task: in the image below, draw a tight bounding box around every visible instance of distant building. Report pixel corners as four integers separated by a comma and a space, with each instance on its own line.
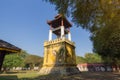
77, 63, 113, 72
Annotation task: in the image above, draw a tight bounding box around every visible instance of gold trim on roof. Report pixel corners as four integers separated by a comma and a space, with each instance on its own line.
0, 48, 20, 53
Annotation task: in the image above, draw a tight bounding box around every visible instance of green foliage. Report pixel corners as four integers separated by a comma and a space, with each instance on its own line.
84, 53, 103, 63
3, 50, 29, 68
76, 53, 102, 64
76, 56, 86, 64
24, 55, 43, 69
45, 0, 100, 29
45, 0, 120, 30
3, 54, 24, 68
18, 50, 29, 59
93, 26, 120, 64
2, 50, 43, 70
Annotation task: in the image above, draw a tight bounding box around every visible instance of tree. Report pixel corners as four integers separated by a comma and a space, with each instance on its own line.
76, 53, 102, 64
84, 53, 102, 63
2, 50, 43, 71
45, 0, 120, 30
2, 50, 30, 71
45, 0, 120, 65
76, 56, 86, 64
91, 1, 120, 64
3, 54, 24, 70
18, 50, 29, 59
93, 26, 120, 64
24, 55, 43, 69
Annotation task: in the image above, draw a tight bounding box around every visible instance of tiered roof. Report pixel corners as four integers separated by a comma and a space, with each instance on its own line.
47, 14, 72, 36
47, 14, 72, 28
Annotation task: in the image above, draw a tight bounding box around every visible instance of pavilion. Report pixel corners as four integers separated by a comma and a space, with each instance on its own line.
0, 40, 21, 71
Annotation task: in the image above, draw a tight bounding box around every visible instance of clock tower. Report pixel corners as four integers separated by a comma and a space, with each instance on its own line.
39, 14, 80, 75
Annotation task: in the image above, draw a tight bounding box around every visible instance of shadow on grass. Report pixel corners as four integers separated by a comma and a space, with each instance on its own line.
5, 71, 26, 74
0, 71, 26, 74
0, 75, 18, 80
15, 74, 62, 80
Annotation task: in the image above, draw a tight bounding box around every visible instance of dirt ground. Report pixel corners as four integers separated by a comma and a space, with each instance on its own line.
38, 72, 120, 80
0, 71, 120, 80
62, 72, 120, 80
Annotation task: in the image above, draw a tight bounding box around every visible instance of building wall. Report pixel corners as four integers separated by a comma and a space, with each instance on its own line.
77, 63, 117, 72
42, 38, 76, 67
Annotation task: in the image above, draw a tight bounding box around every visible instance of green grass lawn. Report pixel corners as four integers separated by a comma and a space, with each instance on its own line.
0, 71, 40, 80
0, 71, 120, 80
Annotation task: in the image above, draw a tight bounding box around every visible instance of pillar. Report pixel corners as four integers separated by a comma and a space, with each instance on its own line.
0, 51, 6, 71
61, 26, 64, 38
68, 32, 71, 41
49, 30, 52, 41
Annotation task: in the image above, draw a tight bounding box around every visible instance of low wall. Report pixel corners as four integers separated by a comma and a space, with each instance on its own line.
77, 63, 120, 72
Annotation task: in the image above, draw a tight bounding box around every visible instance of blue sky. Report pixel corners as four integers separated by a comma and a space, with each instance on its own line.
0, 0, 93, 57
